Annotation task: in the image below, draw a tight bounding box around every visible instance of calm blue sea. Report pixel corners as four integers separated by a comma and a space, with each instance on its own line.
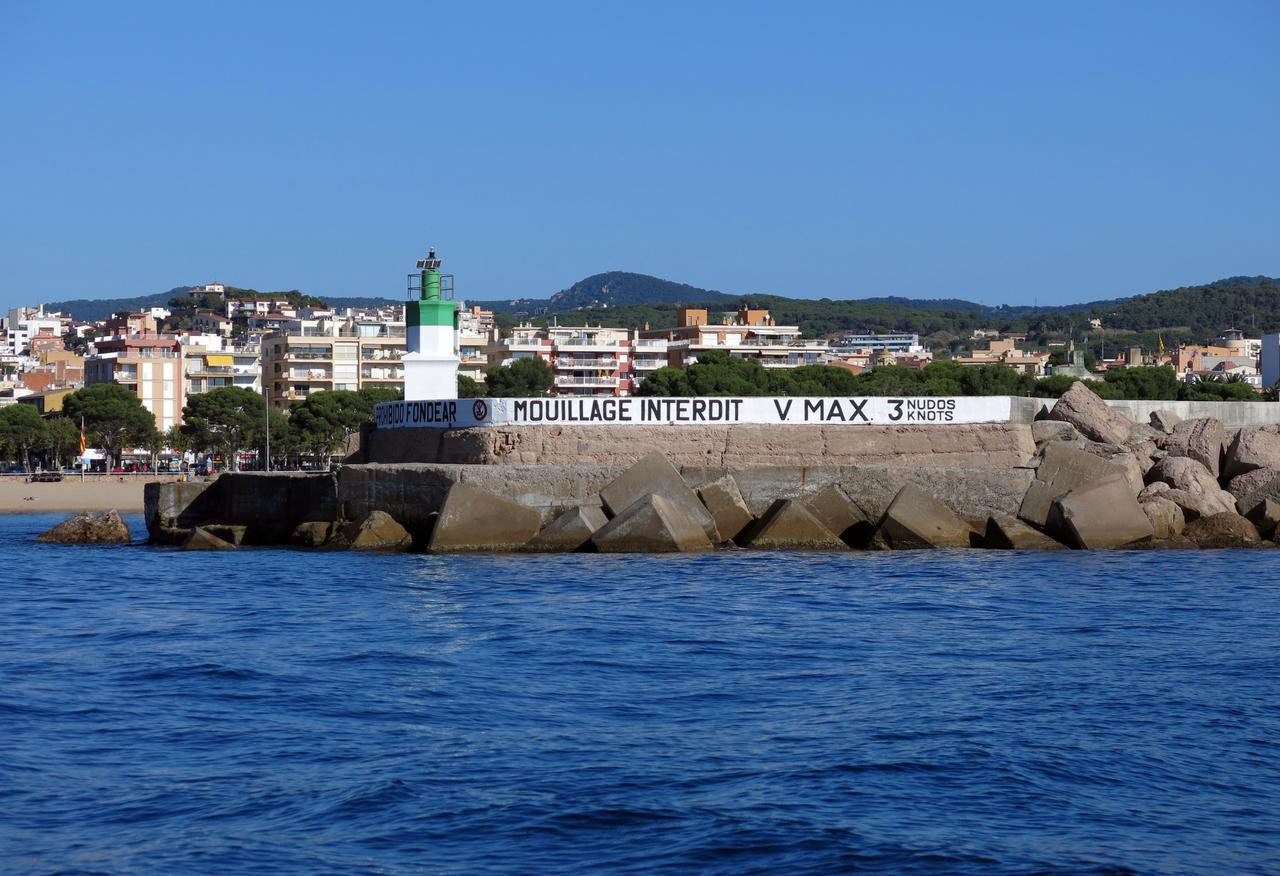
1, 513, 1277, 875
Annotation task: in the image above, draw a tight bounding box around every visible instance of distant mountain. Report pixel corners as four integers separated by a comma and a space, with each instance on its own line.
46, 288, 195, 322
41, 272, 1280, 348
46, 288, 401, 321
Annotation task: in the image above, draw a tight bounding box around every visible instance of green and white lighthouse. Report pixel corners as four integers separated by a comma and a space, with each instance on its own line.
403, 246, 461, 400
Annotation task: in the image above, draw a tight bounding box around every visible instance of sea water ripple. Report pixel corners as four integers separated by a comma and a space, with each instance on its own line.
1, 513, 1277, 874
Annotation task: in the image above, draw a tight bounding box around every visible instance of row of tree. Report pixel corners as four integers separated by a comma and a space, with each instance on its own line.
634, 352, 1263, 401
0, 384, 401, 472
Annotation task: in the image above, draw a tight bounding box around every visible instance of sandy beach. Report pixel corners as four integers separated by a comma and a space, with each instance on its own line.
0, 475, 189, 514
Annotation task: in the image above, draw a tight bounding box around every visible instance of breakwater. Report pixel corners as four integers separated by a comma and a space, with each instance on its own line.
125, 382, 1280, 554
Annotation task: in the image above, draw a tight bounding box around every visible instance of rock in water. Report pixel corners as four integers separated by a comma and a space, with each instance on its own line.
1141, 496, 1186, 540
525, 505, 608, 552
801, 484, 873, 546
1019, 443, 1129, 528
37, 511, 131, 545
983, 515, 1065, 550
182, 526, 237, 551
1047, 477, 1154, 549
1183, 512, 1262, 549
739, 499, 848, 550
592, 494, 714, 553
600, 451, 720, 542
428, 483, 541, 552
1047, 381, 1131, 445
871, 483, 974, 549
347, 510, 413, 551
697, 476, 754, 544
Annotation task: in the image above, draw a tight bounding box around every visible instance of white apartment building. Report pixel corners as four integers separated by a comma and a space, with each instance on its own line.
84, 334, 185, 432
261, 315, 406, 410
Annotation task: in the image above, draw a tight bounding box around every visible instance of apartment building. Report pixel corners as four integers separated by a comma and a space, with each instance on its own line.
261, 315, 406, 409
458, 305, 497, 382
181, 335, 262, 396
831, 332, 924, 354
85, 335, 185, 432
489, 323, 635, 397
638, 307, 828, 369
952, 338, 1050, 376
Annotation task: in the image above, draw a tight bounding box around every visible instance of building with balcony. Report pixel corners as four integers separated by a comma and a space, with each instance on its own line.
489, 323, 634, 397
181, 337, 262, 396
261, 315, 406, 409
84, 335, 185, 431
831, 332, 924, 354
638, 307, 828, 369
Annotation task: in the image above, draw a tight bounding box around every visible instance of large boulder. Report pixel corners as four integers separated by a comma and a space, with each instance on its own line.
347, 510, 413, 551
1047, 381, 1132, 445
181, 526, 237, 551
1141, 496, 1185, 540
1226, 466, 1280, 499
1031, 420, 1080, 445
1047, 477, 1154, 549
592, 494, 714, 553
1160, 487, 1236, 522
1019, 443, 1131, 527
1242, 498, 1280, 539
739, 500, 848, 550
1233, 471, 1280, 517
600, 451, 719, 542
291, 521, 334, 547
801, 484, 873, 546
1078, 442, 1146, 493
697, 476, 754, 544
1183, 512, 1262, 549
983, 515, 1065, 550
1147, 456, 1222, 496
428, 483, 541, 552
525, 505, 608, 552
1223, 427, 1280, 480
1163, 417, 1225, 478
1149, 409, 1182, 434
870, 483, 974, 549
37, 510, 132, 545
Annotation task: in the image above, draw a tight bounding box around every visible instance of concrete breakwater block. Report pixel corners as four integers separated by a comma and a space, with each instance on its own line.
870, 484, 975, 549
697, 476, 754, 544
428, 483, 542, 553
801, 484, 873, 546
739, 499, 847, 550
592, 494, 714, 553
1048, 477, 1153, 549
1019, 443, 1128, 528
983, 515, 1065, 550
182, 526, 237, 551
600, 450, 720, 542
526, 506, 608, 552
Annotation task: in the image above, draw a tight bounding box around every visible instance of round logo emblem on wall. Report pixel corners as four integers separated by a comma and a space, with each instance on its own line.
473, 400, 489, 420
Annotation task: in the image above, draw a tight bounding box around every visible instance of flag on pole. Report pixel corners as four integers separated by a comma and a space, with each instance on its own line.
79, 417, 86, 455
1158, 335, 1166, 355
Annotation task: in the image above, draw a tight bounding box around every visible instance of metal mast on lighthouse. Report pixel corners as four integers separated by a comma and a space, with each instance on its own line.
402, 246, 461, 400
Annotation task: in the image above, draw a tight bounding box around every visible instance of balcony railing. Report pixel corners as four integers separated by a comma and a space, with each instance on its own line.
557, 357, 618, 368
555, 375, 620, 387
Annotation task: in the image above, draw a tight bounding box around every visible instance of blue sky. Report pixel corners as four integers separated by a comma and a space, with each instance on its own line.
2, 1, 1276, 310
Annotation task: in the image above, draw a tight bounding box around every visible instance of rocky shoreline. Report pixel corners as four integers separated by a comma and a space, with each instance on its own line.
38, 383, 1280, 552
